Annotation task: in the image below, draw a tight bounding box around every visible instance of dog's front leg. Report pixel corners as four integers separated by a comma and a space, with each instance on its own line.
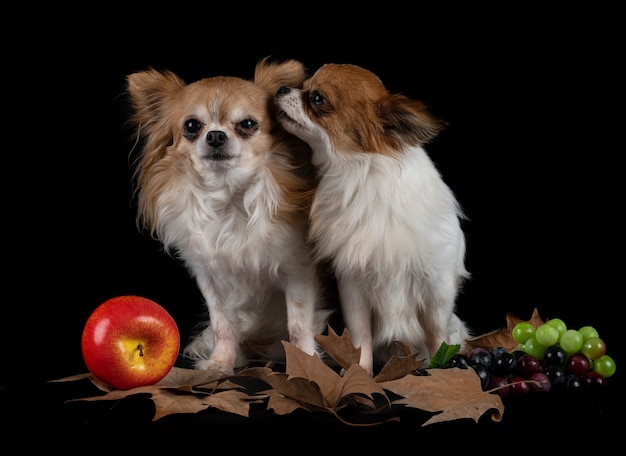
202, 300, 240, 375
283, 271, 321, 357
192, 278, 241, 376
338, 276, 374, 376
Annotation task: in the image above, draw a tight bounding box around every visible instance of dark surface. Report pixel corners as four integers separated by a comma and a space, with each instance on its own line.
5, 9, 623, 450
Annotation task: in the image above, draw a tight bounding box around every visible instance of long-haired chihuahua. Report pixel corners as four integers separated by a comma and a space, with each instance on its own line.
126, 58, 329, 375
275, 63, 471, 375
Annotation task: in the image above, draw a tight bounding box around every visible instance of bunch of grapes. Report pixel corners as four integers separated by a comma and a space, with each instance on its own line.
444, 318, 616, 398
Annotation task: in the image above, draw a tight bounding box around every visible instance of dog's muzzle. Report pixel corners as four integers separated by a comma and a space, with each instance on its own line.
205, 130, 230, 161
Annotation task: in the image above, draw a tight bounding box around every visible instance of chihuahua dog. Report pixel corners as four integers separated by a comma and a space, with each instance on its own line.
126, 58, 330, 375
275, 63, 471, 375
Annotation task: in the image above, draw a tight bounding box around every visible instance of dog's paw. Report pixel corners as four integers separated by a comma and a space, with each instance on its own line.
194, 358, 234, 376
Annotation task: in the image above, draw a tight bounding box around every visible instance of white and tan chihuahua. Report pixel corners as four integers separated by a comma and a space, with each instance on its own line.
126, 58, 330, 376
276, 63, 471, 375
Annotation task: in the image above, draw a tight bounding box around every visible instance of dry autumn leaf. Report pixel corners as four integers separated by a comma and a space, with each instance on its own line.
380, 368, 505, 426
151, 388, 265, 420
374, 350, 426, 383
54, 366, 263, 420
315, 325, 361, 371
316, 325, 426, 382
239, 340, 395, 425
464, 307, 544, 352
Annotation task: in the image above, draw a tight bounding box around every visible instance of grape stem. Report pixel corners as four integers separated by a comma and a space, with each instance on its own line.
486, 379, 538, 393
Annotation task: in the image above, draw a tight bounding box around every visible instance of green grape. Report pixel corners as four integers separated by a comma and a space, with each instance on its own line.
581, 336, 606, 360
523, 336, 546, 359
546, 318, 567, 338
513, 322, 535, 344
560, 329, 584, 355
535, 323, 560, 346
592, 354, 616, 378
579, 325, 599, 340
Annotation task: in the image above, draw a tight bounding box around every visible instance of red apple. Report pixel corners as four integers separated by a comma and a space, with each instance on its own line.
81, 295, 180, 390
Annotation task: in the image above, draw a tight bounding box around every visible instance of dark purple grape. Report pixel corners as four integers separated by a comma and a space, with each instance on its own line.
471, 364, 491, 389
509, 376, 530, 396
469, 347, 492, 369
491, 352, 517, 376
528, 372, 551, 394
562, 374, 584, 394
581, 371, 609, 393
564, 353, 591, 376
543, 345, 566, 366
490, 346, 507, 357
488, 376, 509, 398
543, 364, 565, 388
516, 354, 541, 378
447, 353, 469, 369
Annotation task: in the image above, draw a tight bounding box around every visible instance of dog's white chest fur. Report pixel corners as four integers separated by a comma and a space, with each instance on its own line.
156, 171, 299, 282
310, 147, 466, 276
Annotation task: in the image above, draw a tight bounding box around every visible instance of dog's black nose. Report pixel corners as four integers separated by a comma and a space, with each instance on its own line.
206, 130, 227, 147
277, 86, 290, 96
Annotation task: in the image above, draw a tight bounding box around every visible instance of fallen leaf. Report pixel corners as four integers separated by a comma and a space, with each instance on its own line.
315, 325, 361, 371
464, 307, 544, 352
51, 366, 229, 393
241, 366, 329, 411
66, 384, 156, 402
152, 388, 265, 420
317, 325, 425, 382
50, 372, 115, 393
59, 366, 256, 420
373, 353, 426, 383
240, 341, 391, 424
283, 340, 387, 407
157, 366, 227, 388
380, 368, 505, 426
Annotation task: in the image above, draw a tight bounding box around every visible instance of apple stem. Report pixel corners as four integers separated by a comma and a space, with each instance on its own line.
138, 344, 144, 357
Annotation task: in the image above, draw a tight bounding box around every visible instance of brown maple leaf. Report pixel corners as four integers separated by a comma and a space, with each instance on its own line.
241, 366, 328, 411
56, 367, 260, 420
240, 340, 395, 425
152, 388, 265, 420
374, 350, 426, 383
316, 325, 425, 382
380, 368, 505, 426
268, 341, 388, 408
315, 325, 361, 371
51, 367, 230, 393
464, 307, 544, 352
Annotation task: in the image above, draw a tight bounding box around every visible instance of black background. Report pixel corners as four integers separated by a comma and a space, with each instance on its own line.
4, 8, 624, 448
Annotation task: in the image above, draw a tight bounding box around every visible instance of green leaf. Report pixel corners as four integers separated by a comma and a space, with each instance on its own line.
427, 342, 460, 368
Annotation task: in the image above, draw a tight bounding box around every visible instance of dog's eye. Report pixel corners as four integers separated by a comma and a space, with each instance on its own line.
183, 119, 203, 140
235, 119, 259, 138
309, 90, 326, 106
239, 119, 258, 130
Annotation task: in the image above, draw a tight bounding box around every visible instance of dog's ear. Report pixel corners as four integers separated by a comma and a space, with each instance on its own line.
126, 69, 186, 191
253, 57, 306, 94
126, 68, 186, 130
379, 94, 449, 146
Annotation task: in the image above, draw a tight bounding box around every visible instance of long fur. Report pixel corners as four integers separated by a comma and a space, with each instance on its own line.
126, 58, 330, 375
276, 63, 471, 375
